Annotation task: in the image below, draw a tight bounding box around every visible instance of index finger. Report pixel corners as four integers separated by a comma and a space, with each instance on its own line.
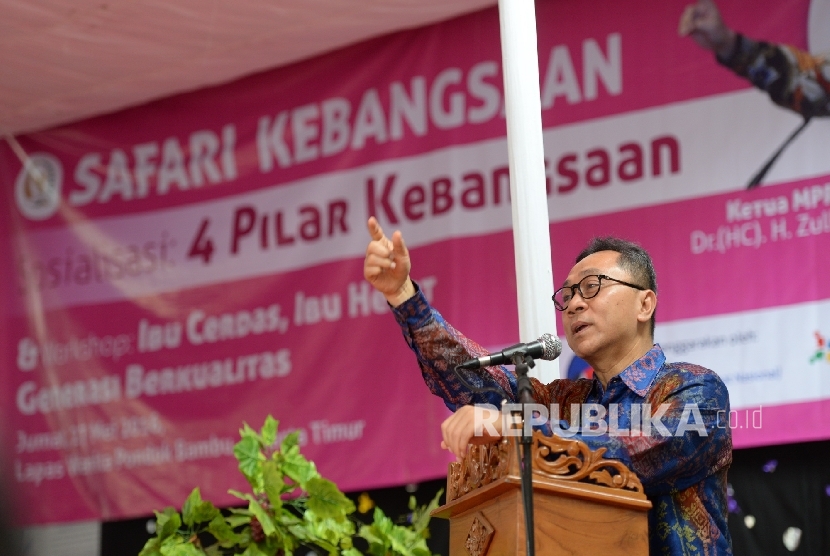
367, 216, 386, 242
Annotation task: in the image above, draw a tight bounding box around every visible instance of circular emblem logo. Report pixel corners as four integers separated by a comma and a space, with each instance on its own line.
14, 153, 63, 220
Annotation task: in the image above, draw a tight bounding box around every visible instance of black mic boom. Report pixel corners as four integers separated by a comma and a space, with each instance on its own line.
457, 333, 562, 370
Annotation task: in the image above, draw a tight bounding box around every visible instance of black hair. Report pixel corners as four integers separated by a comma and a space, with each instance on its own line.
576, 237, 657, 336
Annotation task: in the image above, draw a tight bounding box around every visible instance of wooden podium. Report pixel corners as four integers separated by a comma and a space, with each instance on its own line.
431, 432, 652, 555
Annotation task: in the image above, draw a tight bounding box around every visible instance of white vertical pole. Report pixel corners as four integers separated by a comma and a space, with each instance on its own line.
498, 0, 558, 382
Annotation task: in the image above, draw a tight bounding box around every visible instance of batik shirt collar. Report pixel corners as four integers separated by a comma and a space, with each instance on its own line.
593, 344, 665, 397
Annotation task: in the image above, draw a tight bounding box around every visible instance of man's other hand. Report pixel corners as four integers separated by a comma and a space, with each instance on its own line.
679, 0, 737, 58
440, 405, 505, 462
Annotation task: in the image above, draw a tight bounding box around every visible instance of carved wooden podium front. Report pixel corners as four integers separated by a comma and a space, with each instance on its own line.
431, 432, 652, 555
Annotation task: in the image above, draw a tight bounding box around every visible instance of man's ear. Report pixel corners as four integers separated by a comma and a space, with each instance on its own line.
637, 290, 657, 323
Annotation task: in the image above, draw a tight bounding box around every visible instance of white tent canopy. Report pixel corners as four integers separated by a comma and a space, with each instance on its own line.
0, 0, 496, 135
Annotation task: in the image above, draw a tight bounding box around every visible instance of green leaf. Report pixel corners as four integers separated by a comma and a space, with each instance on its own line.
240, 545, 267, 556
239, 422, 262, 443
155, 507, 182, 541
280, 529, 299, 554
160, 544, 204, 556
340, 533, 354, 550
279, 431, 300, 456
138, 537, 162, 556
194, 504, 220, 525
357, 523, 383, 546
224, 513, 252, 528
207, 515, 239, 547
182, 488, 221, 527
364, 542, 388, 556
281, 451, 318, 488
286, 522, 309, 542
228, 490, 251, 502
341, 548, 363, 556
261, 415, 278, 447
234, 436, 265, 483
301, 508, 356, 549
159, 536, 204, 556
306, 477, 355, 519
277, 507, 302, 526
227, 506, 252, 514
386, 524, 417, 554
310, 537, 338, 553
261, 460, 284, 511
182, 488, 201, 527
410, 489, 443, 536
371, 507, 394, 537
359, 504, 441, 556
248, 497, 277, 537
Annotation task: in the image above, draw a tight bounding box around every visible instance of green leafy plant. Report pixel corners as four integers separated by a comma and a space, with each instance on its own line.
139, 416, 442, 556
358, 494, 438, 556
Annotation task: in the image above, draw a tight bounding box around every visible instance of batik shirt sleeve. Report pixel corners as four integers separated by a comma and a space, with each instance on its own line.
718, 33, 830, 118
391, 284, 547, 410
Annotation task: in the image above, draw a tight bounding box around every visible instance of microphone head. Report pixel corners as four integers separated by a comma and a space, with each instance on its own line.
538, 333, 563, 361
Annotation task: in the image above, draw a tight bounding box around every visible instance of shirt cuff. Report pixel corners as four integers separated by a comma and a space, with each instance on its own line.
390, 281, 433, 330
716, 33, 754, 69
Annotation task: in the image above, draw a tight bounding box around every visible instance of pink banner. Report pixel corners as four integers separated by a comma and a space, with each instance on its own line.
2, 0, 829, 525
551, 174, 830, 322
549, 174, 830, 448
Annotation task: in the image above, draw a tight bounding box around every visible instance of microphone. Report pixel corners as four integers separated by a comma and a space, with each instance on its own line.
457, 333, 562, 370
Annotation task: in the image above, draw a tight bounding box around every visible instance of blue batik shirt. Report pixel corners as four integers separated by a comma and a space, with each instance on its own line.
392, 287, 733, 555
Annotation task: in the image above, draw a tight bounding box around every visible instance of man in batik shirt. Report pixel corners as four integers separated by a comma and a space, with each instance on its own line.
680, 0, 830, 118
363, 218, 733, 555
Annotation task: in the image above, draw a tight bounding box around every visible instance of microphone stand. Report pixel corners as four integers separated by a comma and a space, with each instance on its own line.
512, 352, 537, 556
746, 117, 811, 189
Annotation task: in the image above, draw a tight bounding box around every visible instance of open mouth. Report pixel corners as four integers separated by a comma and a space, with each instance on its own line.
572, 323, 589, 335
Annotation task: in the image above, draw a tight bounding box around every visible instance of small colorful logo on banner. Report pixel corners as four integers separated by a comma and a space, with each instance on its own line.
810, 331, 830, 364
14, 153, 63, 220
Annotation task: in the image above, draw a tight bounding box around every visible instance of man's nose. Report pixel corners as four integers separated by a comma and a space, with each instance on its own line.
567, 289, 588, 313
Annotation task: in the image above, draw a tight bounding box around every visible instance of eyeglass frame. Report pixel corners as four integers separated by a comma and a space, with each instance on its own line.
552, 274, 647, 311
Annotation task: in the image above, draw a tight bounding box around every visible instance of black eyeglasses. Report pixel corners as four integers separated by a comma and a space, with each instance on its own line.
552, 274, 646, 311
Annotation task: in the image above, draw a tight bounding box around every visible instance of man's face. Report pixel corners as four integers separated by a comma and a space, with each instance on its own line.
560, 250, 647, 362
